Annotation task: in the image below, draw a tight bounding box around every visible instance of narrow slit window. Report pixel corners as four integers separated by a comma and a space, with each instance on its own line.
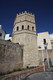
22, 25, 24, 30
32, 27, 34, 31
27, 25, 29, 30
17, 27, 19, 31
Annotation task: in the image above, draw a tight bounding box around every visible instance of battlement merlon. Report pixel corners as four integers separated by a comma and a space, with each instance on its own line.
14, 11, 36, 26
16, 11, 35, 17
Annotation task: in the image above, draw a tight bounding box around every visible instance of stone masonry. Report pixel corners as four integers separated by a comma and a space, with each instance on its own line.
0, 11, 53, 74
0, 39, 23, 73
12, 11, 39, 67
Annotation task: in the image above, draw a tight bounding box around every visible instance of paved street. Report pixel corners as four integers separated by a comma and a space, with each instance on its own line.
26, 72, 53, 80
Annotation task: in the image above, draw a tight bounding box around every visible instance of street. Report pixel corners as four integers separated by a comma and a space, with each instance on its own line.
26, 72, 53, 80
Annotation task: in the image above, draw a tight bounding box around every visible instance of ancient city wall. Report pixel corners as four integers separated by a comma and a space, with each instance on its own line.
0, 39, 23, 73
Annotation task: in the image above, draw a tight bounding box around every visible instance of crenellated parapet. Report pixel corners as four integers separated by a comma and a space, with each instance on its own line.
16, 11, 35, 18
14, 11, 35, 26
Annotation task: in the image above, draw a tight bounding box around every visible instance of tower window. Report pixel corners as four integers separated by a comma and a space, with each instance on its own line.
0, 33, 2, 37
32, 27, 34, 31
22, 25, 24, 30
17, 26, 19, 31
43, 39, 46, 44
27, 25, 29, 30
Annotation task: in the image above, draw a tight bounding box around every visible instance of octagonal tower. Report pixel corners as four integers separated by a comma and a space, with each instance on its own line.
12, 11, 39, 67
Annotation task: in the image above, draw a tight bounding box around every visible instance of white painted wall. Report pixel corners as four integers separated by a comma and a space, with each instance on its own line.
5, 34, 12, 41
50, 33, 53, 42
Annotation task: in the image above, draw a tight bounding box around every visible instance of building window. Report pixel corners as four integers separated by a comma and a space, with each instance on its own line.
22, 25, 24, 30
27, 25, 29, 30
17, 26, 19, 31
43, 39, 46, 44
9, 34, 11, 37
32, 27, 34, 31
0, 33, 2, 37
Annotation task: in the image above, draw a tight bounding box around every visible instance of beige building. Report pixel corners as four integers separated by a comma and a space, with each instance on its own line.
37, 32, 53, 66
37, 32, 52, 50
12, 11, 39, 67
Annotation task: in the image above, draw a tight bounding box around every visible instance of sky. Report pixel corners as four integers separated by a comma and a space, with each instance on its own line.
0, 0, 53, 34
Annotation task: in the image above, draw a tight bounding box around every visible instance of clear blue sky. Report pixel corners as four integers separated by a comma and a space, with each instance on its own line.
0, 0, 53, 34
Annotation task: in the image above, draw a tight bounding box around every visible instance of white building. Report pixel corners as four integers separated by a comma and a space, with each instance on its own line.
50, 33, 53, 42
0, 25, 6, 40
0, 25, 12, 41
5, 34, 12, 41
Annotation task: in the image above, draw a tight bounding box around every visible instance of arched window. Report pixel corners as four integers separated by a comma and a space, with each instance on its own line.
22, 25, 24, 30
17, 26, 19, 31
27, 25, 29, 30
32, 27, 34, 31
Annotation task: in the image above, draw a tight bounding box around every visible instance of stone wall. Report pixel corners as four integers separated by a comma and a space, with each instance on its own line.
14, 11, 35, 26
12, 31, 39, 67
0, 39, 23, 73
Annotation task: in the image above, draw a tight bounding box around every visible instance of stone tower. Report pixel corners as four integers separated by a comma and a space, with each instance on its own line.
12, 11, 39, 67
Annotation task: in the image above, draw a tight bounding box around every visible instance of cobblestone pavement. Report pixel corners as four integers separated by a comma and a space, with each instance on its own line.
26, 72, 53, 80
